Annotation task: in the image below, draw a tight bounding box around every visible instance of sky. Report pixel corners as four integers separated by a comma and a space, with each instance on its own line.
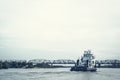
0, 0, 120, 60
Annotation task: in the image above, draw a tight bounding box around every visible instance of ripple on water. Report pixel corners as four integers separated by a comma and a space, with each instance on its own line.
0, 68, 120, 80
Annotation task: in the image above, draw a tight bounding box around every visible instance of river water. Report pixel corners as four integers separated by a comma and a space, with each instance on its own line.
0, 68, 120, 80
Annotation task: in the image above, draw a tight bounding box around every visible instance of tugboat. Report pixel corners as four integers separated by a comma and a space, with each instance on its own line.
70, 50, 97, 71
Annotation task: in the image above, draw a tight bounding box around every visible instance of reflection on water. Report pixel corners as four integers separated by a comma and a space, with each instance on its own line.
0, 68, 120, 80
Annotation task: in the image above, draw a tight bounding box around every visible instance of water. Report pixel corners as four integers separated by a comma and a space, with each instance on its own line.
0, 68, 120, 80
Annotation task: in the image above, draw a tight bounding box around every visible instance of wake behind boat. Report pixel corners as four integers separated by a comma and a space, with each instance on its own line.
70, 50, 97, 71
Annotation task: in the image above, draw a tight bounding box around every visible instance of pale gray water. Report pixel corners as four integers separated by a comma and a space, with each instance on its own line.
0, 68, 120, 80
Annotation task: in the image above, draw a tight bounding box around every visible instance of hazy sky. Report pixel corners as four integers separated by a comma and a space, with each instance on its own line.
0, 0, 120, 60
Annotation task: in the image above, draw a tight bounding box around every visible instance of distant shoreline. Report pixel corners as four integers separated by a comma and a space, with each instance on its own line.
0, 59, 120, 69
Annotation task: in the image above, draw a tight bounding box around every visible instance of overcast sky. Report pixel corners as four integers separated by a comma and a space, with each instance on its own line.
0, 0, 120, 60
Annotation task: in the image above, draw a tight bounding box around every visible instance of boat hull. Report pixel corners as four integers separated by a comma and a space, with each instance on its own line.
70, 66, 97, 72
